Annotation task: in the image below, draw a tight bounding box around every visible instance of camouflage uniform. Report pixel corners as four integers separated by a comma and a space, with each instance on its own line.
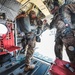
50, 2, 75, 63
24, 32, 36, 65
61, 3, 75, 28
59, 1, 75, 63
16, 11, 42, 69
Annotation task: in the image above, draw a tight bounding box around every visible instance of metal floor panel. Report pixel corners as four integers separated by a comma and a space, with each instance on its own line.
0, 56, 51, 75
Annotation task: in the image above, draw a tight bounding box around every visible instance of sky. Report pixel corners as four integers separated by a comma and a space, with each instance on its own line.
35, 28, 70, 62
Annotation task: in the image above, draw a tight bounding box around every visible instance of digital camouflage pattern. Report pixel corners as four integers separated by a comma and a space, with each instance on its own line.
50, 3, 75, 63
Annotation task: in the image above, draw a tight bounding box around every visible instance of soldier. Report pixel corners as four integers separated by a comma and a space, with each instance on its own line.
16, 10, 43, 71
50, 0, 75, 63
61, 3, 75, 29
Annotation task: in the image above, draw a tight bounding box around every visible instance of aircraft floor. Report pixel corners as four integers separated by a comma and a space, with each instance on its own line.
0, 54, 51, 75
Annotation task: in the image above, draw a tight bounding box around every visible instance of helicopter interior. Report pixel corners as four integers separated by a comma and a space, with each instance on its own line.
0, 0, 69, 75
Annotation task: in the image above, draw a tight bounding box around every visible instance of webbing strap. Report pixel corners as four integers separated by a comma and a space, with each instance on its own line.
59, 4, 69, 25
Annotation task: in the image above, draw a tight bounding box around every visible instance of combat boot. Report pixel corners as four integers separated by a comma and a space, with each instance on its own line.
24, 64, 35, 72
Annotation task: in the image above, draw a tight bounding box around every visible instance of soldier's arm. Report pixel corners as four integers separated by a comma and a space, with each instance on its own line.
54, 37, 63, 59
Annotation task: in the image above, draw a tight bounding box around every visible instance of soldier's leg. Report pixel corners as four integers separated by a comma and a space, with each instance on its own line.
65, 46, 75, 64
62, 3, 75, 28
54, 37, 63, 59
24, 35, 36, 71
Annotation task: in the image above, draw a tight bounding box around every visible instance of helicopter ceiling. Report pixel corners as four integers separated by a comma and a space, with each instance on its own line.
0, 0, 64, 20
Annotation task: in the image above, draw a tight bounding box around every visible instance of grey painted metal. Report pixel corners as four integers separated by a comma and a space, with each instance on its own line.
0, 0, 21, 21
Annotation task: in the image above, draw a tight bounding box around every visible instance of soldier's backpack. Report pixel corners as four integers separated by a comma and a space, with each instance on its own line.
49, 58, 75, 75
